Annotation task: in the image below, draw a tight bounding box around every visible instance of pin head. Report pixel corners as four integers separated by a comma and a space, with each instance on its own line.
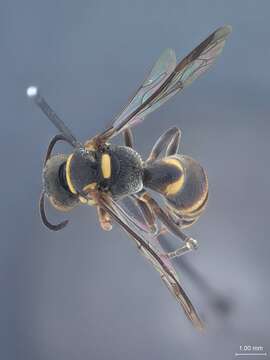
26, 86, 38, 98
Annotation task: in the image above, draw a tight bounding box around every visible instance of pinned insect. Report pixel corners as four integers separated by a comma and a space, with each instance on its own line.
27, 26, 231, 330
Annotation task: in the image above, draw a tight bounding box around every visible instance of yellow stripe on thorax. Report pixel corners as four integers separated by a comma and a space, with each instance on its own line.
101, 153, 111, 179
66, 154, 77, 194
163, 158, 185, 196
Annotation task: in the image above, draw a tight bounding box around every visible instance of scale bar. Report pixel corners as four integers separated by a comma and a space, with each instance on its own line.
235, 353, 267, 357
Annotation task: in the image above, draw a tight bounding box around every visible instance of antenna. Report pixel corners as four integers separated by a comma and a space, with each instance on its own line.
27, 86, 81, 148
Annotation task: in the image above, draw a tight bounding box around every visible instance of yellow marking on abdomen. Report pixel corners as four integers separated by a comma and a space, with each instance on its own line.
101, 153, 111, 179
173, 173, 208, 218
184, 184, 208, 215
66, 154, 77, 195
163, 158, 185, 196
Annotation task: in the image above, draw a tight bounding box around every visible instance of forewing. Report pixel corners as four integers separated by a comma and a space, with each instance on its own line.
113, 48, 176, 132
139, 25, 232, 116
99, 26, 231, 141
96, 193, 204, 330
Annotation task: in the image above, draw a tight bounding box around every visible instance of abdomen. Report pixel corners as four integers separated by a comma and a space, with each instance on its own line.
143, 155, 208, 227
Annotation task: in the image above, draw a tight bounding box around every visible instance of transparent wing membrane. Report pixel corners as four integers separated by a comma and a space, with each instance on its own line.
99, 26, 231, 141
113, 48, 176, 132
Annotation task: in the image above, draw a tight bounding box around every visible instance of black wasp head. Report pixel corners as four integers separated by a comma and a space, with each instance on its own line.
40, 148, 98, 231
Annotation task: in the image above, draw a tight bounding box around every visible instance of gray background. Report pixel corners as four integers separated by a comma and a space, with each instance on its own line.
1, 1, 270, 359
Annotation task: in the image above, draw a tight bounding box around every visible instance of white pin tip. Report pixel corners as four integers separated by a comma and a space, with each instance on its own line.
27, 86, 38, 98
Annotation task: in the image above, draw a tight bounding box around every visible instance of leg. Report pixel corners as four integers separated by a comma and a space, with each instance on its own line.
123, 128, 134, 148
134, 191, 198, 258
167, 210, 198, 229
166, 128, 181, 156
135, 192, 188, 241
131, 193, 158, 234
147, 127, 181, 162
97, 206, 112, 231
165, 238, 198, 259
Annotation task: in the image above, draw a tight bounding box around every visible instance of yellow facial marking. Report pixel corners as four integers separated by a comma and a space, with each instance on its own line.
83, 182, 97, 192
101, 153, 111, 179
87, 198, 96, 206
79, 195, 96, 206
79, 196, 88, 204
66, 154, 77, 195
163, 158, 185, 196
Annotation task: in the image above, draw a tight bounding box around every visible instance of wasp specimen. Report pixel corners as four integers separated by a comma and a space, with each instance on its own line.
27, 26, 231, 330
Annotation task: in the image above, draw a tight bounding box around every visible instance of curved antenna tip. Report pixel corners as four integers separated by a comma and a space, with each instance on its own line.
27, 86, 38, 98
